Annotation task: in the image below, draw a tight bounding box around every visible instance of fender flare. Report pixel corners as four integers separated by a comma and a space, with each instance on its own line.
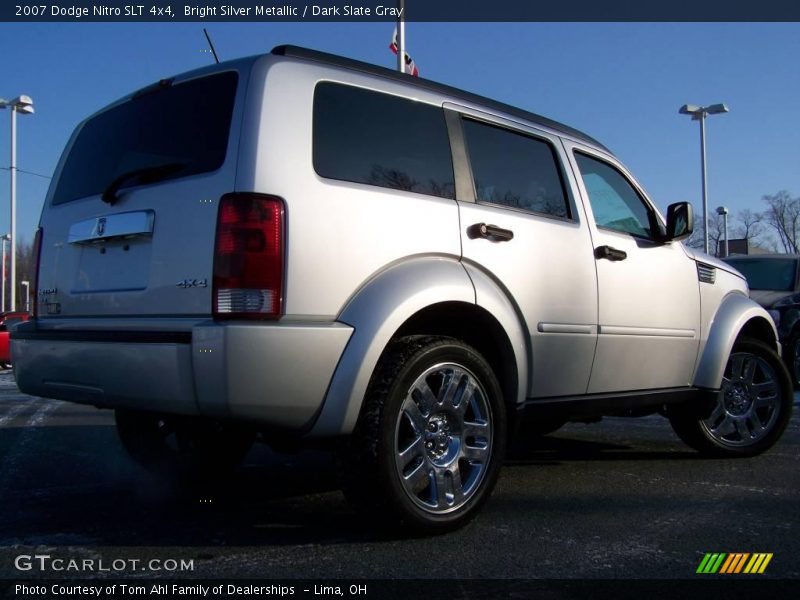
693, 292, 779, 389
308, 255, 529, 437
462, 262, 529, 407
309, 256, 475, 436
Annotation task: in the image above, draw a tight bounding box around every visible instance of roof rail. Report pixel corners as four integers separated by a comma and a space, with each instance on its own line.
271, 44, 608, 151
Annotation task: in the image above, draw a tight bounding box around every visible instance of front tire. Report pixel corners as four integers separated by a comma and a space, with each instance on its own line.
669, 338, 793, 457
344, 336, 506, 532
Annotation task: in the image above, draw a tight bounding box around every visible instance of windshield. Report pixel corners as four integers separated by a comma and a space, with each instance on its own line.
52, 71, 238, 205
726, 258, 798, 291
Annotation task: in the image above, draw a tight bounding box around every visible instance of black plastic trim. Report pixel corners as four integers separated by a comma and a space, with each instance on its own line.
11, 328, 192, 345
523, 387, 717, 419
443, 109, 476, 203
272, 45, 609, 152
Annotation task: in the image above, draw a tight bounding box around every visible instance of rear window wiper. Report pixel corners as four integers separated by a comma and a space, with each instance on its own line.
101, 162, 185, 205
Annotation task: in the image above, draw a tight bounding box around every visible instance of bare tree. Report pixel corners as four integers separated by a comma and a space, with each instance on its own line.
685, 211, 725, 255
762, 190, 800, 254
16, 237, 34, 290
734, 209, 764, 243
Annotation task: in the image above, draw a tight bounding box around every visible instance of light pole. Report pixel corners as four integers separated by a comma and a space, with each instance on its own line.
396, 0, 405, 73
0, 233, 9, 313
716, 206, 729, 257
0, 95, 35, 312
679, 103, 729, 255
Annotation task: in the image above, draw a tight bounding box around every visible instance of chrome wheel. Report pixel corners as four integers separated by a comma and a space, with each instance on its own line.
394, 362, 493, 514
701, 351, 781, 447
344, 335, 505, 530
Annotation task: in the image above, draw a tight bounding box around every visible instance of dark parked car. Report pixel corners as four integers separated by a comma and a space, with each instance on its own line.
0, 311, 30, 369
724, 255, 800, 385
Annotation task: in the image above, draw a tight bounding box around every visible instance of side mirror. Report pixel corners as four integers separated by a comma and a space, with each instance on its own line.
665, 202, 693, 241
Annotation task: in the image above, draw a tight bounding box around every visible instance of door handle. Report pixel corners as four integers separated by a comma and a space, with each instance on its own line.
467, 222, 514, 242
594, 245, 627, 261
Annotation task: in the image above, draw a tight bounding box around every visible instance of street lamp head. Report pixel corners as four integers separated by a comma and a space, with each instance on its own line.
706, 103, 729, 115
679, 103, 729, 119
716, 206, 729, 215
0, 95, 34, 114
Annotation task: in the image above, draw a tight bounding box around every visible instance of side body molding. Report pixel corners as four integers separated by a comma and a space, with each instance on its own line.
308, 256, 476, 437
693, 292, 779, 389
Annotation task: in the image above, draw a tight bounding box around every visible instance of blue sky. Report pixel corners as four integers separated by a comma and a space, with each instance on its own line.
0, 22, 798, 245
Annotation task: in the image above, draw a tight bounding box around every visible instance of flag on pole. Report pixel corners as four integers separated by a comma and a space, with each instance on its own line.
389, 26, 419, 77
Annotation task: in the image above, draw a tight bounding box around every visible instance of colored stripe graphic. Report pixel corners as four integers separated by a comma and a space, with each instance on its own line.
720, 553, 749, 573
744, 553, 773, 574
697, 553, 727, 574
698, 552, 773, 574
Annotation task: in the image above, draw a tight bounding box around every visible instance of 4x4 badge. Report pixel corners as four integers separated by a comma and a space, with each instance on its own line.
176, 279, 208, 289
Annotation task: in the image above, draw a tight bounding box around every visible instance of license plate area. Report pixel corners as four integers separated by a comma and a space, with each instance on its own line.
72, 239, 152, 293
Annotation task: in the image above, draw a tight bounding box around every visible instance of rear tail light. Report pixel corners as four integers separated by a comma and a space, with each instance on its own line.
30, 227, 43, 317
213, 194, 284, 320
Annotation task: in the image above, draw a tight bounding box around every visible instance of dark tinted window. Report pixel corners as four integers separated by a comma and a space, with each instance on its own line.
725, 258, 798, 291
53, 72, 238, 205
313, 83, 454, 199
575, 153, 656, 239
462, 118, 569, 218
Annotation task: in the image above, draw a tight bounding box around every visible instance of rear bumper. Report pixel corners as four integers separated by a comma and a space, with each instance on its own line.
11, 320, 353, 431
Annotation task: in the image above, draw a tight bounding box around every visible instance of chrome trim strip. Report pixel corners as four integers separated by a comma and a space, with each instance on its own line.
68, 210, 155, 244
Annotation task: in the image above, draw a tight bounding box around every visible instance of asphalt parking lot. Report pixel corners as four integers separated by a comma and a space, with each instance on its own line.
0, 369, 798, 583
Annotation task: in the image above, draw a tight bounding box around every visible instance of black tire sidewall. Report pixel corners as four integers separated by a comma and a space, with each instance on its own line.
374, 339, 506, 530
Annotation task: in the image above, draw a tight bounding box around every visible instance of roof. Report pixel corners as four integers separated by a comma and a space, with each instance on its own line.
271, 45, 609, 152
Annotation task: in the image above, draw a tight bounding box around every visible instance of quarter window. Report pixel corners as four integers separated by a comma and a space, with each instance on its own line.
575, 153, 657, 239
461, 118, 569, 219
313, 83, 455, 199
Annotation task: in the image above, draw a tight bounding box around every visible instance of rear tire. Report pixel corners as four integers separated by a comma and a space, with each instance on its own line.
343, 336, 506, 532
669, 338, 793, 457
115, 410, 255, 477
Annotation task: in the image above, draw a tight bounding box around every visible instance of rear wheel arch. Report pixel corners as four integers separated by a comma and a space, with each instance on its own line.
308, 256, 528, 438
394, 301, 520, 420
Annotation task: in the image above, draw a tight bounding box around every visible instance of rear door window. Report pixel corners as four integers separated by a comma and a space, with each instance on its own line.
52, 71, 239, 205
461, 118, 570, 219
313, 82, 455, 199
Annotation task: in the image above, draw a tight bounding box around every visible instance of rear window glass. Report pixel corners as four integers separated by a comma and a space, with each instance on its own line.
313, 82, 455, 199
52, 71, 238, 205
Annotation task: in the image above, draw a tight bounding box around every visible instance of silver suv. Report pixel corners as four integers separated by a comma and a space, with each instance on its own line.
12, 46, 793, 531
